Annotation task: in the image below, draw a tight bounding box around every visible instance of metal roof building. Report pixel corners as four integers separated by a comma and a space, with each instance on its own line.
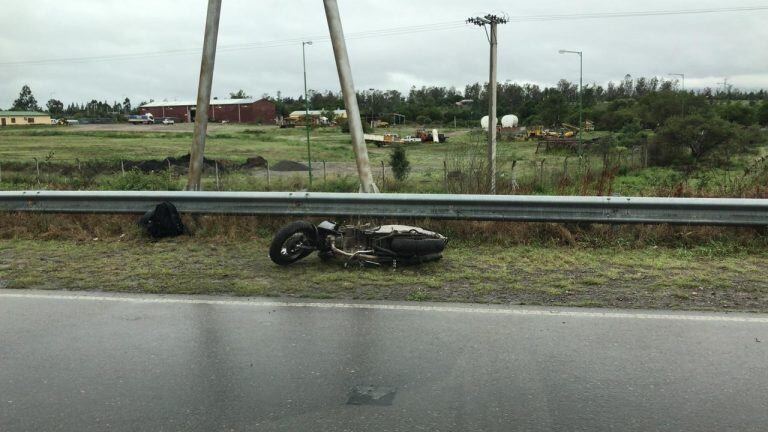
0, 111, 51, 127
139, 98, 276, 124
287, 109, 347, 120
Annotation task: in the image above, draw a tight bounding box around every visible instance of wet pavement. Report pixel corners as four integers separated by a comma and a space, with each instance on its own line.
1, 290, 767, 431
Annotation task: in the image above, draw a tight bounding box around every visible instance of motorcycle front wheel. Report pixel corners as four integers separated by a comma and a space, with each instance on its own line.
269, 221, 318, 265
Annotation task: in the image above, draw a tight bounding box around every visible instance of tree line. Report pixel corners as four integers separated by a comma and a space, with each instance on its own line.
3, 84, 138, 120
272, 77, 768, 129
5, 79, 768, 129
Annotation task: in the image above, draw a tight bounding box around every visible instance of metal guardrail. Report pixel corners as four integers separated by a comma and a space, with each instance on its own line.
1, 191, 767, 226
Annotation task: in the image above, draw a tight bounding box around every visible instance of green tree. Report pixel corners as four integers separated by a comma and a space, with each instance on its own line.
11, 84, 40, 111
718, 102, 756, 126
651, 114, 752, 167
757, 102, 768, 126
229, 89, 251, 99
389, 146, 411, 181
537, 92, 568, 127
46, 99, 64, 117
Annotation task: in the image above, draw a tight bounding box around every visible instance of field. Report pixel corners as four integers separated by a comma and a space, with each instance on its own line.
2, 123, 766, 197
0, 123, 661, 194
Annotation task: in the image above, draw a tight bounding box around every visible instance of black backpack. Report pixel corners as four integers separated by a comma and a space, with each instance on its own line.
139, 202, 185, 239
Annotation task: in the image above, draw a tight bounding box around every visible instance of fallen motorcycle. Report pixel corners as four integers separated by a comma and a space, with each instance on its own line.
269, 221, 447, 267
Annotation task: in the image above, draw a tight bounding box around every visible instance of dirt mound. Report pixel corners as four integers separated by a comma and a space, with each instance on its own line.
242, 156, 267, 168
271, 160, 309, 172
124, 153, 219, 173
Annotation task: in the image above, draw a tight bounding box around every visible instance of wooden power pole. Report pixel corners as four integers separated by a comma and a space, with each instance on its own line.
468, 14, 507, 194
187, 0, 222, 191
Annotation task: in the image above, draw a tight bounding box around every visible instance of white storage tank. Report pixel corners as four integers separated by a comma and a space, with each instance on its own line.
501, 115, 519, 128
480, 116, 498, 131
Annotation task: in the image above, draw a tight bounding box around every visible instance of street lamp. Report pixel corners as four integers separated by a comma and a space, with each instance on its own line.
559, 49, 583, 155
302, 40, 313, 186
668, 73, 685, 116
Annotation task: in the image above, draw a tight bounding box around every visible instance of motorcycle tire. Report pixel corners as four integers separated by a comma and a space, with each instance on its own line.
269, 221, 318, 266
390, 238, 446, 256
397, 253, 443, 265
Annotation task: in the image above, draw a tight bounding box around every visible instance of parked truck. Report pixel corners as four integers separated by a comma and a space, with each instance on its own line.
128, 113, 154, 125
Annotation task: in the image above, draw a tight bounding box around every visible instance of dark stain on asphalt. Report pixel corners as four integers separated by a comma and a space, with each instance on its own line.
347, 385, 397, 406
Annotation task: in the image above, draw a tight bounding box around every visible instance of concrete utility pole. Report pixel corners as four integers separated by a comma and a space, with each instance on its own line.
468, 14, 508, 194
323, 0, 378, 193
187, 0, 222, 191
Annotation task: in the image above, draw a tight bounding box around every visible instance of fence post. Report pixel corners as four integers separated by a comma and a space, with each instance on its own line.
323, 160, 327, 183
266, 160, 271, 190
644, 140, 649, 168
510, 160, 518, 192
381, 160, 385, 189
34, 157, 40, 179
0, 163, 2, 184
121, 159, 126, 177
563, 156, 569, 180
214, 161, 220, 191
443, 160, 448, 192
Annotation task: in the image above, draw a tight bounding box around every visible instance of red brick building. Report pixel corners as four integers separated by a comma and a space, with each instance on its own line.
139, 98, 276, 124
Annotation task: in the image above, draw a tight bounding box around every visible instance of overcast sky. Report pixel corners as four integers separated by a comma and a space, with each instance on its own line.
1, 0, 767, 108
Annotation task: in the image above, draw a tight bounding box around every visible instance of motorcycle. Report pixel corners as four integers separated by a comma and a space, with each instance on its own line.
269, 221, 447, 267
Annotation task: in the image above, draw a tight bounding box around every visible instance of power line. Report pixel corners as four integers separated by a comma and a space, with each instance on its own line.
506, 5, 768, 22
1, 5, 766, 67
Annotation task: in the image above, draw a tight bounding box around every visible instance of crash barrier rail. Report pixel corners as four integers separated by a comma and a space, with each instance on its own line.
2, 191, 768, 226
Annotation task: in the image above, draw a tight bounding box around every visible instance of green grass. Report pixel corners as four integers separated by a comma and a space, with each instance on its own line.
1, 237, 767, 311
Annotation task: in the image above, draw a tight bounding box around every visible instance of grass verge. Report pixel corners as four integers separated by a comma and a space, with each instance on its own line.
2, 231, 767, 311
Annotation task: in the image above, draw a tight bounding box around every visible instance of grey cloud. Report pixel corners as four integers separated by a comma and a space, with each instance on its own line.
1, 0, 766, 108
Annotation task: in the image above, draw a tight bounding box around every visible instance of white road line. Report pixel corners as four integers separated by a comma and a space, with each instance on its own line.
1, 291, 768, 323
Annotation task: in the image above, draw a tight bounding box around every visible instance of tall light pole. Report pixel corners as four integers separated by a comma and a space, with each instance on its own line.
668, 73, 685, 116
302, 40, 313, 187
559, 49, 583, 155
468, 14, 508, 194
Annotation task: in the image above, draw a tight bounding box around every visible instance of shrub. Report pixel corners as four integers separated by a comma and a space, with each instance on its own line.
389, 146, 411, 181
339, 117, 372, 133
98, 169, 180, 191
649, 114, 756, 168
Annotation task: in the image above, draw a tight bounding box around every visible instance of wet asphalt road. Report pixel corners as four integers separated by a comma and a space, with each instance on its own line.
1, 290, 767, 432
